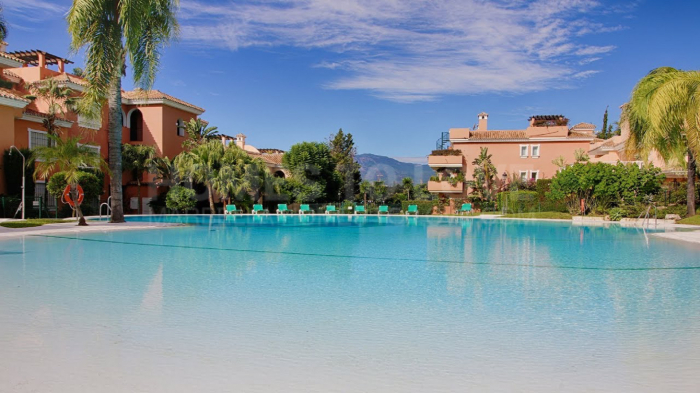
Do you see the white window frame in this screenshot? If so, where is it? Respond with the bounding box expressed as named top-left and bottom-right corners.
top-left (530, 144), bottom-right (540, 158)
top-left (28, 128), bottom-right (49, 149)
top-left (519, 170), bottom-right (528, 181)
top-left (78, 143), bottom-right (101, 155)
top-left (530, 170), bottom-right (539, 181)
top-left (519, 144), bottom-right (529, 158)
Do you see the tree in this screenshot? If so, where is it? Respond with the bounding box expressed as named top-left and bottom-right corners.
top-left (183, 118), bottom-right (220, 150)
top-left (373, 180), bottom-right (387, 203)
top-left (624, 67), bottom-right (700, 216)
top-left (25, 79), bottom-right (76, 135)
top-left (360, 180), bottom-right (372, 205)
top-left (552, 155), bottom-right (567, 171)
top-left (174, 140), bottom-right (224, 213)
top-left (72, 67), bottom-right (84, 78)
top-left (471, 147), bottom-right (497, 201)
top-left (67, 0), bottom-right (179, 223)
top-left (283, 142), bottom-right (339, 201)
top-left (212, 145), bottom-right (251, 204)
top-left (0, 4), bottom-right (7, 42)
top-left (32, 135), bottom-right (108, 226)
top-left (122, 144), bottom-right (158, 214)
top-left (599, 106), bottom-right (609, 140)
top-left (246, 158), bottom-right (280, 204)
top-left (328, 129), bottom-right (361, 200)
top-left (401, 177), bottom-right (414, 200)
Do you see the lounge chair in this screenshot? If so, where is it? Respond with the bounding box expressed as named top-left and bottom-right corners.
top-left (458, 203), bottom-right (472, 215)
top-left (378, 205), bottom-right (389, 215)
top-left (277, 204), bottom-right (290, 214)
top-left (354, 205), bottom-right (366, 214)
top-left (406, 204), bottom-right (418, 215)
top-left (325, 205), bottom-right (337, 214)
top-left (252, 204), bottom-right (268, 214)
top-left (299, 204), bottom-right (312, 214)
top-left (224, 204), bottom-right (241, 214)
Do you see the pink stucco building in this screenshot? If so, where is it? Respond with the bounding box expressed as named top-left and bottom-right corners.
top-left (428, 113), bottom-right (596, 198)
top-left (0, 44), bottom-right (204, 213)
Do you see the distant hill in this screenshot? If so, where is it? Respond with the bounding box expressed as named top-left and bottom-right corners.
top-left (356, 154), bottom-right (432, 185)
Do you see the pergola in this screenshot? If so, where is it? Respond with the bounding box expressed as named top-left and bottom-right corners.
top-left (7, 50), bottom-right (73, 72)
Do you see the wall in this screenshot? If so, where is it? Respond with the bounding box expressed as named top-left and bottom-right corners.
top-left (0, 106), bottom-right (21, 194)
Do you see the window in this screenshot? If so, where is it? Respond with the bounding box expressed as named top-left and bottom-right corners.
top-left (530, 171), bottom-right (539, 181)
top-left (531, 144), bottom-right (540, 158)
top-left (78, 143), bottom-right (101, 155)
top-left (129, 109), bottom-right (143, 142)
top-left (519, 171), bottom-right (528, 181)
top-left (29, 129), bottom-right (52, 149)
top-left (520, 145), bottom-right (528, 158)
top-left (177, 119), bottom-right (185, 137)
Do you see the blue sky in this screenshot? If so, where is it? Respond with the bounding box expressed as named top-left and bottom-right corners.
top-left (3, 0), bottom-right (699, 162)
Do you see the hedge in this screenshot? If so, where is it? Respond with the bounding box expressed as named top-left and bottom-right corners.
top-left (497, 191), bottom-right (538, 213)
top-left (401, 200), bottom-right (435, 215)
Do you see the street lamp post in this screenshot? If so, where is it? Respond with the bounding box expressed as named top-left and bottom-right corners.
top-left (9, 146), bottom-right (26, 220)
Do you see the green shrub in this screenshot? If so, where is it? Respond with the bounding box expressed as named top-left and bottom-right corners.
top-left (47, 171), bottom-right (104, 201)
top-left (608, 207), bottom-right (624, 221)
top-left (660, 204), bottom-right (689, 218)
top-left (497, 191), bottom-right (538, 213)
top-left (401, 200), bottom-right (435, 215)
top-left (166, 186), bottom-right (196, 212)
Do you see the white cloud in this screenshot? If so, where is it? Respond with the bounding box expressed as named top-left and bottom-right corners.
top-left (3, 0), bottom-right (67, 19)
top-left (179, 0), bottom-right (627, 102)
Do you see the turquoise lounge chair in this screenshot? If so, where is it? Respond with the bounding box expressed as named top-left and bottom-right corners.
top-left (354, 205), bottom-right (366, 214)
top-left (277, 204), bottom-right (290, 214)
top-left (224, 204), bottom-right (241, 214)
top-left (378, 205), bottom-right (389, 215)
top-left (325, 205), bottom-right (337, 214)
top-left (406, 204), bottom-right (418, 215)
top-left (299, 204), bottom-right (311, 214)
top-left (252, 204), bottom-right (268, 214)
top-left (458, 203), bottom-right (472, 215)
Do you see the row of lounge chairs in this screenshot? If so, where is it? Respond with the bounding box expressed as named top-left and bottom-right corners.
top-left (223, 204), bottom-right (428, 215)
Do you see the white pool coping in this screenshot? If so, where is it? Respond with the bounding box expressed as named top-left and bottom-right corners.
top-left (1, 214), bottom-right (699, 245)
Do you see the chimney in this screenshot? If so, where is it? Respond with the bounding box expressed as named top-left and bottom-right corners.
top-left (477, 112), bottom-right (488, 131)
top-left (58, 59), bottom-right (65, 73)
top-left (0, 41), bottom-right (6, 53)
top-left (235, 133), bottom-right (246, 149)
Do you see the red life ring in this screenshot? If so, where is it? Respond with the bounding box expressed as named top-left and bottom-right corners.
top-left (63, 185), bottom-right (84, 207)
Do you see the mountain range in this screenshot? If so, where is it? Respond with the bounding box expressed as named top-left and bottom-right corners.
top-left (356, 154), bottom-right (432, 185)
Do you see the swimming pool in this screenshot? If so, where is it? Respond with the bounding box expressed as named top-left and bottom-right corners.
top-left (1, 215), bottom-right (699, 392)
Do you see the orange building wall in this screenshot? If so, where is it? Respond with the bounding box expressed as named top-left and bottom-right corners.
top-left (0, 106), bottom-right (22, 194)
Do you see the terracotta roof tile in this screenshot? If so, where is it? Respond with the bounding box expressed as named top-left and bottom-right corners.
top-left (123, 89), bottom-right (204, 112)
top-left (0, 88), bottom-right (31, 103)
top-left (0, 51), bottom-right (25, 64)
top-left (2, 69), bottom-right (22, 82)
top-left (570, 122), bottom-right (596, 130)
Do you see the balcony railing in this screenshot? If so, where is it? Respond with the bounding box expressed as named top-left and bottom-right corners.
top-left (428, 155), bottom-right (464, 168)
top-left (427, 180), bottom-right (464, 193)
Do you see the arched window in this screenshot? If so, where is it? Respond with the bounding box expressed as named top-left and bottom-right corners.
top-left (274, 171), bottom-right (286, 179)
top-left (177, 119), bottom-right (185, 136)
top-left (129, 109), bottom-right (143, 142)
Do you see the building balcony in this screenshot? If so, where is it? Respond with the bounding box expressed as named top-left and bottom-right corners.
top-left (428, 155), bottom-right (465, 168)
top-left (449, 128), bottom-right (470, 140)
top-left (427, 180), bottom-right (464, 194)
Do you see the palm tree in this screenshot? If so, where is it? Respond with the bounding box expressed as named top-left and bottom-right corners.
top-left (360, 180), bottom-right (373, 205)
top-left (25, 79), bottom-right (76, 135)
top-left (174, 140), bottom-right (224, 212)
top-left (625, 67), bottom-right (700, 216)
top-left (472, 147), bottom-right (497, 201)
top-left (212, 145), bottom-right (251, 204)
top-left (122, 144), bottom-right (158, 214)
top-left (574, 148), bottom-right (590, 163)
top-left (552, 155), bottom-right (567, 171)
top-left (67, 0), bottom-right (179, 223)
top-left (245, 157), bottom-right (279, 204)
top-left (0, 5), bottom-right (8, 42)
top-left (32, 135), bottom-right (109, 226)
top-left (183, 118), bottom-right (220, 150)
top-left (401, 177), bottom-right (414, 200)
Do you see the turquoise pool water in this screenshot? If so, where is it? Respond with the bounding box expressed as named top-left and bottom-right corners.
top-left (1, 215), bottom-right (699, 392)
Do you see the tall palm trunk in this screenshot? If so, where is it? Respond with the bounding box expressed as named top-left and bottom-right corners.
top-left (688, 149), bottom-right (696, 217)
top-left (108, 76), bottom-right (125, 223)
top-left (136, 174), bottom-right (142, 215)
top-left (206, 183), bottom-right (215, 213)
